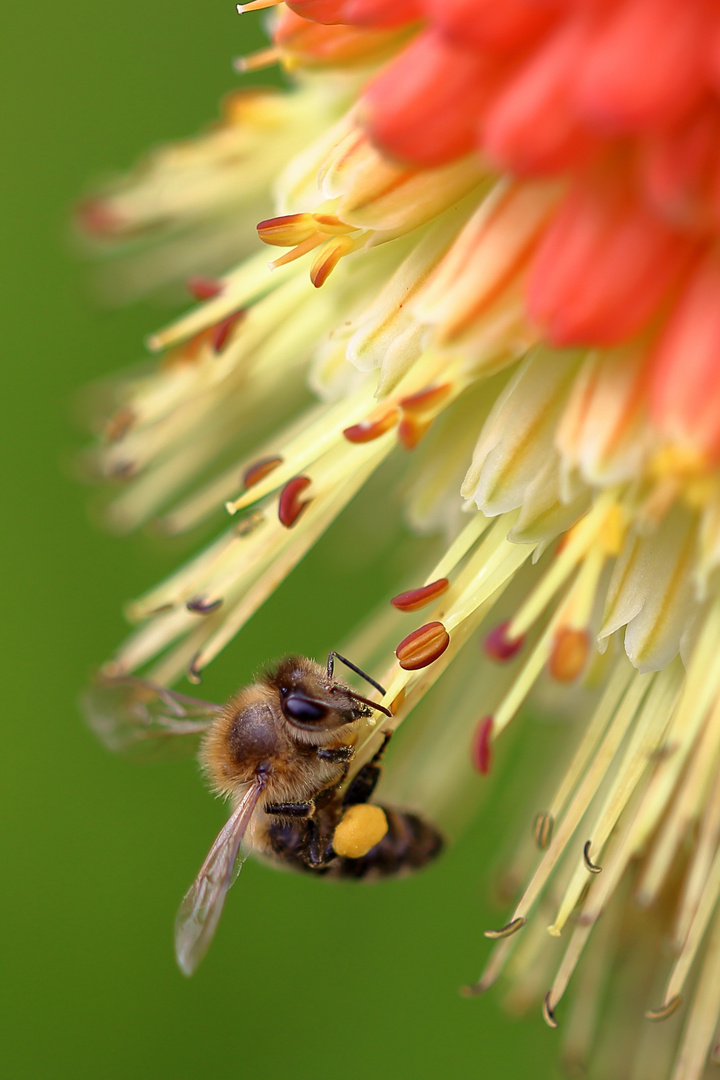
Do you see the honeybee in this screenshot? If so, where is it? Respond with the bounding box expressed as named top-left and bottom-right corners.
top-left (84, 652), bottom-right (444, 975)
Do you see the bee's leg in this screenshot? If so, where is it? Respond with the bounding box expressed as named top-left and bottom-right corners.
top-left (265, 801), bottom-right (313, 818)
top-left (342, 733), bottom-right (392, 807)
top-left (316, 745), bottom-right (354, 763)
top-left (305, 807), bottom-right (341, 868)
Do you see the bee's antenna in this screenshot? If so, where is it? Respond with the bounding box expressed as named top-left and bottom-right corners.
top-left (345, 691), bottom-right (393, 719)
top-left (327, 651), bottom-right (387, 697)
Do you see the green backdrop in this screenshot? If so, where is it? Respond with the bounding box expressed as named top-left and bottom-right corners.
top-left (2, 3), bottom-right (557, 1077)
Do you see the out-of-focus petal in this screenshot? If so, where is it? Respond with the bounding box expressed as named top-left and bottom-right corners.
top-left (288, 0), bottom-right (423, 28)
top-left (577, 0), bottom-right (710, 134)
top-left (638, 106), bottom-right (720, 231)
top-left (481, 17), bottom-right (600, 175)
top-left (364, 31), bottom-right (506, 167)
top-left (425, 0), bottom-right (560, 51)
top-left (527, 179), bottom-right (695, 345)
top-left (650, 252), bottom-right (720, 462)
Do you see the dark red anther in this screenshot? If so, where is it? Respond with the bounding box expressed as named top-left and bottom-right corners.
top-left (212, 310), bottom-right (245, 352)
top-left (395, 621), bottom-right (450, 670)
top-left (186, 276), bottom-right (224, 301)
top-left (104, 407), bottom-right (136, 443)
top-left (76, 197), bottom-right (125, 237)
top-left (398, 415), bottom-right (432, 450)
top-left (243, 455), bottom-right (284, 490)
top-left (187, 653), bottom-right (203, 685)
top-left (391, 578), bottom-right (449, 612)
top-left (343, 406), bottom-right (399, 443)
top-left (278, 475), bottom-right (312, 527)
top-left (472, 715), bottom-right (494, 775)
top-left (398, 383), bottom-right (451, 414)
top-left (186, 596), bottom-right (224, 615)
top-left (484, 620), bottom-right (525, 662)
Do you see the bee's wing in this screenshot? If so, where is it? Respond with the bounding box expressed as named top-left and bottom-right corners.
top-left (81, 674), bottom-right (223, 761)
top-left (175, 780), bottom-right (265, 976)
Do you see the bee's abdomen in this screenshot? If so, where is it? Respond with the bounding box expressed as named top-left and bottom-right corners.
top-left (263, 806), bottom-right (443, 878)
top-left (330, 807), bottom-right (443, 879)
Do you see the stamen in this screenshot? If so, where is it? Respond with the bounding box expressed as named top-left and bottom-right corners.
top-left (542, 992), bottom-right (559, 1029)
top-left (661, 842), bottom-right (720, 1007)
top-left (310, 235), bottom-right (356, 288)
top-left (186, 596), bottom-right (224, 615)
top-left (243, 455), bottom-right (284, 490)
top-left (645, 997), bottom-right (682, 1022)
top-left (187, 653), bottom-right (203, 685)
top-left (395, 621), bottom-right (450, 670)
top-left (549, 667), bottom-right (680, 937)
top-left (235, 512), bottom-right (265, 537)
top-left (104, 407), bottom-right (136, 443)
top-left (634, 603), bottom-right (720, 906)
top-left (76, 196), bottom-right (124, 237)
top-left (311, 212), bottom-right (355, 235)
top-left (504, 671), bottom-right (651, 927)
top-left (212, 311), bottom-right (244, 353)
top-left (583, 841), bottom-right (602, 874)
top-left (672, 767), bottom-right (720, 948)
top-left (669, 907), bottom-right (720, 1077)
top-left (534, 812), bottom-right (554, 850)
top-left (184, 440), bottom-right (393, 676)
top-left (389, 688), bottom-right (405, 715)
top-left (472, 715), bottom-right (494, 775)
top-left (507, 492), bottom-right (616, 640)
top-left (278, 475), bottom-right (313, 528)
top-left (548, 662), bottom-right (633, 823)
top-left (484, 620), bottom-right (524, 661)
top-left (236, 0), bottom-right (279, 12)
top-left (257, 213), bottom-right (317, 247)
top-left (558, 891), bottom-right (626, 1068)
top-left (549, 627), bottom-right (590, 682)
top-left (268, 233), bottom-right (326, 270)
top-left (398, 383), bottom-right (452, 414)
top-left (467, 933), bottom-right (520, 999)
top-left (233, 45), bottom-right (282, 74)
top-left (343, 406), bottom-right (399, 443)
top-left (186, 276), bottom-right (223, 301)
top-left (484, 917), bottom-right (526, 940)
top-left (547, 921), bottom-right (593, 1019)
top-left (397, 415), bottom-right (433, 449)
top-left (391, 578), bottom-right (449, 612)
top-left (432, 513), bottom-right (492, 580)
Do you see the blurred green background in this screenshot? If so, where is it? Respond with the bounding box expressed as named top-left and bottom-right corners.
top-left (2, 3), bottom-right (557, 1077)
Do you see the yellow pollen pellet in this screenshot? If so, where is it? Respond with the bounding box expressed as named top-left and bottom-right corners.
top-left (333, 804), bottom-right (388, 858)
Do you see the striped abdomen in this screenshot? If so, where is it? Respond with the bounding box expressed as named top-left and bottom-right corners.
top-left (264, 806), bottom-right (444, 879)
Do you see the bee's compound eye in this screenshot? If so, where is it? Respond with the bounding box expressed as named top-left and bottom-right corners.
top-left (282, 694), bottom-right (328, 724)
